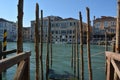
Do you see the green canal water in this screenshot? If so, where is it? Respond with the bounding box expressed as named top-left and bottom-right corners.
top-left (2, 42), bottom-right (110, 80)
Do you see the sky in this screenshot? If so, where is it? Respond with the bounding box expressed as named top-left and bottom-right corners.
top-left (0, 0), bottom-right (117, 27)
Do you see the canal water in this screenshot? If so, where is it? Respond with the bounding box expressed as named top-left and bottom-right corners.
top-left (2, 42), bottom-right (109, 80)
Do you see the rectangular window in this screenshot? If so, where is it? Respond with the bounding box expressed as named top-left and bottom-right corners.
top-left (61, 30), bottom-right (66, 34)
top-left (70, 22), bottom-right (72, 26)
top-left (95, 22), bottom-right (100, 28)
top-left (104, 21), bottom-right (108, 27)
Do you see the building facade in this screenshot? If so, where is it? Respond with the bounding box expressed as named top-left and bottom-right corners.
top-left (0, 18), bottom-right (17, 42)
top-left (93, 16), bottom-right (116, 42)
top-left (23, 27), bottom-right (31, 42)
top-left (31, 16), bottom-right (91, 43)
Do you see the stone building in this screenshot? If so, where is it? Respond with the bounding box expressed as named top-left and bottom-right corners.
top-left (31, 16), bottom-right (91, 43)
top-left (0, 18), bottom-right (17, 41)
top-left (23, 27), bottom-right (31, 42)
top-left (93, 16), bottom-right (116, 42)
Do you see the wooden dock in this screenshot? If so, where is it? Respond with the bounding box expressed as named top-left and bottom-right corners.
top-left (105, 0), bottom-right (120, 80)
top-left (0, 51), bottom-right (31, 80)
top-left (106, 51), bottom-right (120, 80)
top-left (0, 41), bottom-right (31, 80)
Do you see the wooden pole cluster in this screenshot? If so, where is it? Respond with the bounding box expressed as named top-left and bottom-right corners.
top-left (17, 0), bottom-right (23, 54)
top-left (40, 10), bottom-right (44, 80)
top-left (79, 12), bottom-right (84, 80)
top-left (86, 7), bottom-right (92, 80)
top-left (35, 3), bottom-right (40, 80)
top-left (46, 17), bottom-right (51, 80)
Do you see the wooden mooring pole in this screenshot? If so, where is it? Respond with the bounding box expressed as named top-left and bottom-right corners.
top-left (71, 32), bottom-right (74, 68)
top-left (74, 27), bottom-right (76, 78)
top-left (105, 29), bottom-right (108, 51)
top-left (40, 10), bottom-right (44, 80)
top-left (79, 12), bottom-right (84, 80)
top-left (50, 30), bottom-right (53, 68)
top-left (46, 17), bottom-right (51, 80)
top-left (86, 7), bottom-right (92, 80)
top-left (3, 29), bottom-right (7, 72)
top-left (17, 0), bottom-right (23, 54)
top-left (116, 0), bottom-right (120, 54)
top-left (114, 0), bottom-right (120, 80)
top-left (112, 38), bottom-right (115, 52)
top-left (17, 0), bottom-right (30, 80)
top-left (35, 3), bottom-right (40, 80)
top-left (75, 24), bottom-right (79, 79)
top-left (3, 29), bottom-right (7, 59)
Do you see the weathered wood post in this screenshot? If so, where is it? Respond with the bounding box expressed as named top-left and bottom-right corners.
top-left (17, 0), bottom-right (23, 54)
top-left (35, 3), bottom-right (40, 80)
top-left (3, 29), bottom-right (7, 72)
top-left (86, 7), bottom-right (92, 80)
top-left (79, 12), bottom-right (84, 80)
top-left (105, 29), bottom-right (108, 51)
top-left (105, 28), bottom-right (108, 79)
top-left (75, 24), bottom-right (79, 79)
top-left (17, 0), bottom-right (30, 80)
top-left (40, 10), bottom-right (43, 80)
top-left (46, 17), bottom-right (51, 80)
top-left (50, 30), bottom-right (53, 68)
top-left (0, 42), bottom-right (2, 80)
top-left (71, 31), bottom-right (74, 68)
top-left (74, 27), bottom-right (76, 77)
top-left (114, 0), bottom-right (120, 80)
top-left (21, 55), bottom-right (30, 80)
top-left (112, 38), bottom-right (115, 52)
top-left (116, 0), bottom-right (120, 54)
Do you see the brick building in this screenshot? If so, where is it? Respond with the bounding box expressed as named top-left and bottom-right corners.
top-left (92, 16), bottom-right (116, 43)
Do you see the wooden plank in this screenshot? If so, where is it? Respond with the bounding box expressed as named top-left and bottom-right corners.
top-left (0, 52), bottom-right (31, 73)
top-left (1, 49), bottom-right (17, 56)
top-left (106, 57), bottom-right (110, 80)
top-left (106, 57), bottom-right (114, 80)
top-left (21, 57), bottom-right (30, 80)
top-left (111, 59), bottom-right (120, 78)
top-left (106, 51), bottom-right (120, 61)
top-left (14, 60), bottom-right (26, 80)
